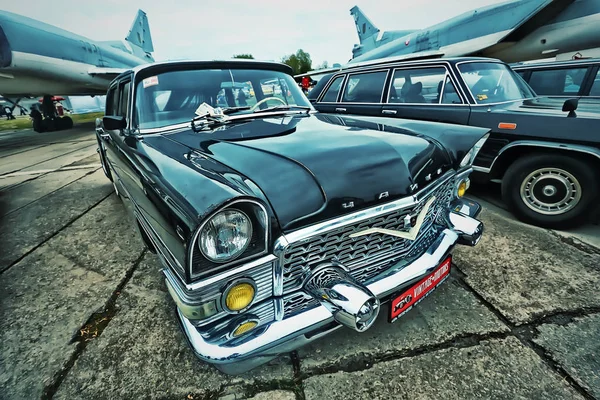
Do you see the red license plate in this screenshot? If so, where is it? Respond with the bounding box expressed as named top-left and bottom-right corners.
top-left (389, 255), bottom-right (452, 323)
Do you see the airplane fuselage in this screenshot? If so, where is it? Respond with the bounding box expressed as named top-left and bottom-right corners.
top-left (0, 11), bottom-right (153, 96)
top-left (349, 0), bottom-right (600, 64)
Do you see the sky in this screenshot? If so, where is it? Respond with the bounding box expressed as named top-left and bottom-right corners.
top-left (3, 0), bottom-right (507, 67)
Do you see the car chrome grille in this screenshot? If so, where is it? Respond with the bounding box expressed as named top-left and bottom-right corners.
top-left (280, 178), bottom-right (454, 308)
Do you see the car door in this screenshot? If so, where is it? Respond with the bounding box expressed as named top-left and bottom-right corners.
top-left (336, 69), bottom-right (389, 116)
top-left (380, 65), bottom-right (470, 125)
top-left (101, 76), bottom-right (189, 271)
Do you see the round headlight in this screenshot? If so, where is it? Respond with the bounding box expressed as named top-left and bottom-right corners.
top-left (199, 210), bottom-right (252, 263)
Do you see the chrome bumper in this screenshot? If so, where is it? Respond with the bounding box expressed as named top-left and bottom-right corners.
top-left (176, 202), bottom-right (483, 375)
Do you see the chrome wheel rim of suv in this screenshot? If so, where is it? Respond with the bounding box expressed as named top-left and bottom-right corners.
top-left (519, 167), bottom-right (582, 215)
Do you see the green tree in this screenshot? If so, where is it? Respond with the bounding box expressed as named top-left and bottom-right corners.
top-left (233, 54), bottom-right (254, 59)
top-left (282, 49), bottom-right (312, 75)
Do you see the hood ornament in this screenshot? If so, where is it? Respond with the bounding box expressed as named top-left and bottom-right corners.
top-left (349, 196), bottom-right (436, 241)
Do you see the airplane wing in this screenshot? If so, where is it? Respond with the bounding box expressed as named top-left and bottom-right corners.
top-left (465, 0), bottom-right (576, 57)
top-left (87, 67), bottom-right (128, 79)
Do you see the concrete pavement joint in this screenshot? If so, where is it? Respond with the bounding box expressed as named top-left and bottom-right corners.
top-left (0, 167), bottom-right (102, 220)
top-left (0, 141), bottom-right (97, 177)
top-left (453, 264), bottom-right (598, 400)
top-left (0, 189), bottom-right (113, 274)
top-left (41, 248), bottom-right (148, 400)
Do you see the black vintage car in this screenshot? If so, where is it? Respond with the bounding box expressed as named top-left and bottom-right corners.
top-left (309, 57), bottom-right (600, 229)
top-left (95, 60), bottom-right (488, 374)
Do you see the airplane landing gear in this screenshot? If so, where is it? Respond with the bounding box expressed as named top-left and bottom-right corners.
top-left (32, 94), bottom-right (73, 133)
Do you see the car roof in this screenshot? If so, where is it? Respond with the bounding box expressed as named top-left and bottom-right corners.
top-left (116, 59), bottom-right (294, 80)
top-left (333, 56), bottom-right (504, 73)
top-left (511, 58), bottom-right (600, 69)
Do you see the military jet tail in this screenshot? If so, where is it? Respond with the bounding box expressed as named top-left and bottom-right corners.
top-left (125, 9), bottom-right (154, 53)
top-left (350, 6), bottom-right (380, 44)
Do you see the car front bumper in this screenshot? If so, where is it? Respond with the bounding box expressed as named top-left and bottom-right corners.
top-left (175, 199), bottom-right (483, 375)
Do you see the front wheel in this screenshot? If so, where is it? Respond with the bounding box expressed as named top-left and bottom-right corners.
top-left (501, 154), bottom-right (599, 229)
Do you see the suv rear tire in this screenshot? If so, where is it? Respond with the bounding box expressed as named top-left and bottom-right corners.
top-left (501, 154), bottom-right (598, 229)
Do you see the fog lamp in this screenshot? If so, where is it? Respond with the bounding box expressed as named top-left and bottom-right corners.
top-left (233, 320), bottom-right (258, 337)
top-left (224, 281), bottom-right (255, 311)
top-left (457, 180), bottom-right (468, 197)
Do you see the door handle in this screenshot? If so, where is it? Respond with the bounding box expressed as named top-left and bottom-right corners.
top-left (382, 109), bottom-right (397, 115)
top-left (99, 133), bottom-right (111, 140)
top-left (335, 108), bottom-right (346, 112)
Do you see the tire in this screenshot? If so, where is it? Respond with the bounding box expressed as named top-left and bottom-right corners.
top-left (60, 116), bottom-right (73, 130)
top-left (501, 154), bottom-right (599, 229)
top-left (96, 136), bottom-right (113, 182)
top-left (31, 110), bottom-right (44, 132)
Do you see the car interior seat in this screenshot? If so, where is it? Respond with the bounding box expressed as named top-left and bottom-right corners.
top-left (405, 81), bottom-right (425, 103)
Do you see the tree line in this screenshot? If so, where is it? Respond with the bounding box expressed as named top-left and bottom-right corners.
top-left (233, 50), bottom-right (328, 75)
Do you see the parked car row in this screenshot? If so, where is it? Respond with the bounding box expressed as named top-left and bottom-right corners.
top-left (308, 57), bottom-right (600, 229)
top-left (94, 56), bottom-right (597, 375)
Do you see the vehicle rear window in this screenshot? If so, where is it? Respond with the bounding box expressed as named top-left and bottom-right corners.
top-left (341, 71), bottom-right (387, 103)
top-left (528, 67), bottom-right (587, 96)
top-left (321, 76), bottom-right (344, 102)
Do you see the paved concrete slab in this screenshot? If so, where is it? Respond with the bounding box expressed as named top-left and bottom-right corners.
top-left (0, 141), bottom-right (92, 176)
top-left (534, 314), bottom-right (600, 398)
top-left (303, 337), bottom-right (582, 400)
top-left (15, 143), bottom-right (97, 175)
top-left (46, 193), bottom-right (145, 282)
top-left (453, 205), bottom-right (600, 324)
top-left (54, 254), bottom-right (295, 400)
top-left (297, 277), bottom-right (508, 373)
top-left (0, 168), bottom-right (113, 271)
top-left (0, 168), bottom-right (96, 218)
top-left (0, 244), bottom-right (138, 400)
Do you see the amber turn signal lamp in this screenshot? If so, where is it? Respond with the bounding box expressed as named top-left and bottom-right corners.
top-left (457, 181), bottom-right (468, 197)
top-left (225, 282), bottom-right (255, 311)
top-left (233, 320), bottom-right (258, 337)
top-left (498, 122), bottom-right (517, 130)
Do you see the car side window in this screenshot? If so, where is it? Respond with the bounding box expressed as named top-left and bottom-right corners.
top-left (341, 71), bottom-right (387, 103)
top-left (119, 80), bottom-right (131, 117)
top-left (388, 67), bottom-right (450, 104)
top-left (590, 69), bottom-right (600, 96)
top-left (106, 86), bottom-right (119, 116)
top-left (440, 76), bottom-right (462, 104)
top-left (528, 68), bottom-right (587, 96)
top-left (321, 76), bottom-right (345, 102)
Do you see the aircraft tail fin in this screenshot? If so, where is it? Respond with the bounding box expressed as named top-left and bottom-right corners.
top-left (125, 9), bottom-right (154, 53)
top-left (350, 6), bottom-right (380, 44)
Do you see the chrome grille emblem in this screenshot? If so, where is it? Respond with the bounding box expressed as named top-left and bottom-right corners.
top-left (349, 196), bottom-right (436, 241)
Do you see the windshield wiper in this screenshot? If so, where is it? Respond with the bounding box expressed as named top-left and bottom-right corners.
top-left (221, 106), bottom-right (251, 115)
top-left (253, 105), bottom-right (311, 113)
top-left (190, 113), bottom-right (229, 132)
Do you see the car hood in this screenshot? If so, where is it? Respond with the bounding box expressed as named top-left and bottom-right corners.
top-left (500, 97), bottom-right (600, 118)
top-left (165, 113), bottom-right (487, 231)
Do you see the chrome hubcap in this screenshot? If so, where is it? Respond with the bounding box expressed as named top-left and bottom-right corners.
top-left (520, 168), bottom-right (581, 215)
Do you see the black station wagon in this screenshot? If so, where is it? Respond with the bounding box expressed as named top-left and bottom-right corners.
top-left (95, 59), bottom-right (488, 374)
top-left (512, 58), bottom-right (600, 99)
top-left (310, 57), bottom-right (600, 229)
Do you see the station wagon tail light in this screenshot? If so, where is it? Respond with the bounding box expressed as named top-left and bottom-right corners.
top-left (224, 280), bottom-right (256, 312)
top-left (199, 210), bottom-right (252, 263)
top-left (459, 133), bottom-right (490, 168)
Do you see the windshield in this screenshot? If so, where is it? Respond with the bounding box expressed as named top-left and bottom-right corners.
top-left (457, 62), bottom-right (535, 104)
top-left (134, 68), bottom-right (311, 130)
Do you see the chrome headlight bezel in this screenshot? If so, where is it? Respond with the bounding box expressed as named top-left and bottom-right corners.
top-left (459, 133), bottom-right (490, 169)
top-left (189, 200), bottom-right (269, 280)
